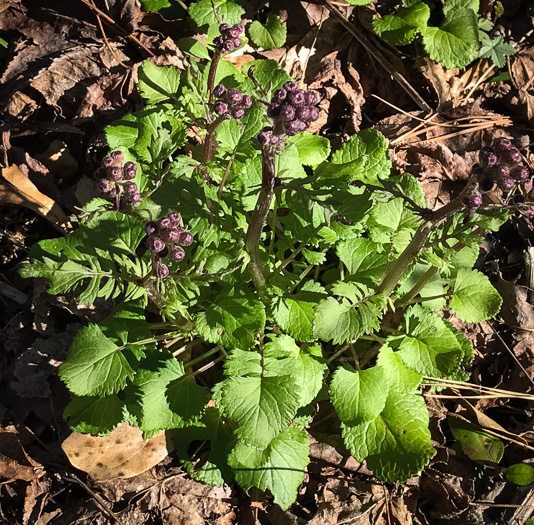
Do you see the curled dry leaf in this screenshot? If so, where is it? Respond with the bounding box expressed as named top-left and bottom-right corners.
top-left (61, 422), bottom-right (169, 482)
top-left (0, 165), bottom-right (71, 229)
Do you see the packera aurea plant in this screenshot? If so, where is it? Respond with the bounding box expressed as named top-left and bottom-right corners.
top-left (20, 18), bottom-right (528, 509)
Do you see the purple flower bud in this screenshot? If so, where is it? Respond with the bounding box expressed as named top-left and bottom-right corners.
top-left (242, 95), bottom-right (252, 108)
top-left (273, 89), bottom-right (287, 104)
top-left (307, 107), bottom-right (320, 122)
top-left (257, 129), bottom-right (272, 145)
top-left (214, 84), bottom-right (226, 98)
top-left (110, 151), bottom-right (124, 164)
top-left (179, 230), bottom-right (193, 246)
top-left (98, 179), bottom-right (114, 193)
top-left (226, 89), bottom-right (243, 106)
top-left (145, 221), bottom-right (158, 235)
top-left (223, 40), bottom-right (236, 53)
top-left (267, 103), bottom-right (281, 117)
top-left (494, 138), bottom-right (513, 153)
top-left (108, 166), bottom-right (123, 181)
top-left (500, 147), bottom-right (522, 166)
top-left (123, 161), bottom-right (137, 177)
top-left (233, 37), bottom-right (242, 48)
top-left (285, 120), bottom-right (301, 135)
top-left (102, 156), bottom-right (114, 168)
top-left (521, 179), bottom-right (533, 192)
top-left (270, 135), bottom-right (284, 145)
top-left (161, 228), bottom-right (181, 243)
top-left (489, 163), bottom-right (510, 179)
top-left (168, 212), bottom-right (181, 226)
top-left (525, 207), bottom-right (534, 219)
top-left (158, 217), bottom-right (173, 230)
top-left (227, 24), bottom-right (243, 38)
top-left (295, 106), bottom-right (311, 121)
top-left (280, 104), bottom-right (295, 121)
top-left (125, 182), bottom-right (138, 195)
top-left (155, 261), bottom-right (169, 278)
top-left (283, 81), bottom-right (298, 91)
top-left (498, 176), bottom-right (515, 191)
top-left (108, 185), bottom-right (118, 198)
top-left (148, 236), bottom-right (165, 253)
top-left (214, 101), bottom-right (228, 116)
top-left (465, 192), bottom-right (482, 209)
top-left (479, 176), bottom-right (494, 192)
top-left (479, 146), bottom-right (498, 167)
top-left (231, 107), bottom-right (245, 119)
top-left (511, 165), bottom-right (530, 180)
top-left (129, 193), bottom-right (141, 205)
top-left (303, 91), bottom-right (318, 105)
top-left (172, 247), bottom-right (185, 262)
top-left (219, 23), bottom-right (230, 32)
top-left (287, 90), bottom-right (305, 107)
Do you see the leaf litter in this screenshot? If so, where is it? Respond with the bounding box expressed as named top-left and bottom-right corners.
top-left (0, 0), bottom-right (533, 523)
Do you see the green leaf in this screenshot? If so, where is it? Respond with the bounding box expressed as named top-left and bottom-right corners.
top-left (217, 349), bottom-right (303, 448)
top-left (442, 0), bottom-right (479, 17)
top-left (329, 129), bottom-right (392, 184)
top-left (105, 114), bottom-right (139, 151)
top-left (479, 35), bottom-right (515, 68)
top-left (137, 61), bottom-right (181, 104)
top-left (373, 2), bottom-right (431, 46)
top-left (272, 281), bottom-right (327, 342)
top-left (331, 364), bottom-right (389, 425)
top-left (421, 9), bottom-right (480, 69)
top-left (64, 395), bottom-right (126, 435)
top-left (248, 13), bottom-right (287, 50)
top-left (59, 324), bottom-right (135, 397)
top-left (398, 305), bottom-right (463, 377)
top-left (140, 0), bottom-right (170, 11)
top-left (228, 426), bottom-right (309, 510)
top-left (195, 290), bottom-right (266, 350)
top-left (449, 268), bottom-right (502, 322)
top-left (314, 285), bottom-right (386, 345)
top-left (131, 352), bottom-right (207, 434)
top-left (342, 390), bottom-right (435, 482)
top-left (336, 238), bottom-right (389, 284)
top-left (241, 59), bottom-right (292, 95)
top-left (178, 37), bottom-right (210, 59)
top-left (505, 463), bottom-right (534, 486)
top-left (188, 0), bottom-right (243, 30)
top-left (448, 417), bottom-right (504, 464)
top-left (290, 132), bottom-right (331, 166)
top-left (376, 345), bottom-right (422, 393)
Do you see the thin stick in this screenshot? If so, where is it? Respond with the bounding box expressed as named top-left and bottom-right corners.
top-left (78, 0), bottom-right (155, 57)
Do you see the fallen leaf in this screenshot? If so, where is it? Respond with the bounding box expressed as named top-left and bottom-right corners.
top-left (0, 451), bottom-right (40, 481)
top-left (61, 422), bottom-right (170, 482)
top-left (35, 140), bottom-right (79, 180)
top-left (0, 165), bottom-right (70, 228)
top-left (510, 46), bottom-right (534, 121)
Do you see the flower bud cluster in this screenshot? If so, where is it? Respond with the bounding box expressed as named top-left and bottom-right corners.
top-left (468, 138), bottom-right (533, 216)
top-left (95, 151), bottom-right (140, 205)
top-left (213, 85), bottom-right (252, 120)
top-left (214, 23), bottom-right (243, 53)
top-left (145, 212), bottom-right (193, 278)
top-left (258, 81), bottom-right (320, 145)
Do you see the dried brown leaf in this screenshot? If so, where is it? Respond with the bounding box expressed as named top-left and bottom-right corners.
top-left (0, 451), bottom-right (39, 482)
top-left (61, 422), bottom-right (169, 482)
top-left (510, 46), bottom-right (534, 121)
top-left (0, 165), bottom-right (70, 228)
